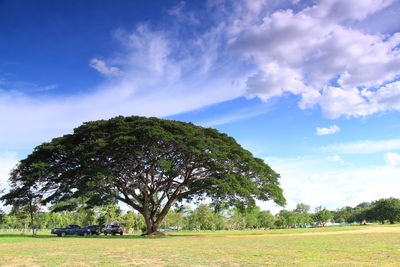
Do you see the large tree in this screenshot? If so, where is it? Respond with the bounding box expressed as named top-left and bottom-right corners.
top-left (1, 116), bottom-right (285, 235)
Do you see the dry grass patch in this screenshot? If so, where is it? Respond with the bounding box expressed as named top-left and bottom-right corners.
top-left (1, 225), bottom-right (400, 266)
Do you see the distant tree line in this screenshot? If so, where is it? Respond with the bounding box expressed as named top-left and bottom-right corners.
top-left (1, 198), bottom-right (399, 232)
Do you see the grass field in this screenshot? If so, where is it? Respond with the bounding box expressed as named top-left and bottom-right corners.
top-left (1, 224), bottom-right (400, 266)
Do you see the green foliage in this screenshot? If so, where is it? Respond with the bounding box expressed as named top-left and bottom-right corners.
top-left (1, 116), bottom-right (285, 234)
top-left (276, 210), bottom-right (312, 228)
top-left (0, 209), bottom-right (5, 226)
top-left (228, 207), bottom-right (275, 229)
top-left (7, 195), bottom-right (42, 235)
top-left (333, 206), bottom-right (353, 223)
top-left (97, 205), bottom-right (122, 226)
top-left (2, 198), bottom-right (400, 231)
top-left (369, 198), bottom-right (400, 224)
top-left (188, 204), bottom-right (218, 230)
top-left (257, 210), bottom-right (275, 228)
top-left (313, 208), bottom-right (332, 225)
top-left (294, 203), bottom-right (310, 214)
top-left (160, 210), bottom-right (185, 229)
top-left (122, 211), bottom-right (144, 232)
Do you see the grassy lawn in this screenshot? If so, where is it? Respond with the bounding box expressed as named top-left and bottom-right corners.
top-left (1, 225), bottom-right (399, 266)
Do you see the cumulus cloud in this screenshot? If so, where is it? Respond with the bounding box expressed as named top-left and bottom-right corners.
top-left (229, 0), bottom-right (400, 118)
top-left (384, 152), bottom-right (400, 167)
top-left (316, 125), bottom-right (340, 135)
top-left (90, 58), bottom-right (121, 76)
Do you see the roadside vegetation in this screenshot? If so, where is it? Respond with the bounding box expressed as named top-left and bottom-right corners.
top-left (1, 198), bottom-right (400, 234)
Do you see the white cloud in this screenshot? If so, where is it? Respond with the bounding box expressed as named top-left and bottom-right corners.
top-left (1, 0), bottom-right (399, 155)
top-left (384, 152), bottom-right (400, 167)
top-left (264, 156), bottom-right (400, 212)
top-left (90, 58), bottom-right (121, 76)
top-left (0, 23), bottom-right (247, 150)
top-left (316, 125), bottom-right (340, 136)
top-left (244, 0), bottom-right (267, 14)
top-left (229, 0), bottom-right (400, 118)
top-left (366, 81), bottom-right (400, 112)
top-left (198, 102), bottom-right (273, 127)
top-left (39, 84), bottom-right (58, 91)
top-left (308, 0), bottom-right (394, 22)
top-left (327, 155), bottom-right (342, 162)
top-left (321, 138), bottom-right (400, 154)
top-left (0, 152), bottom-right (18, 191)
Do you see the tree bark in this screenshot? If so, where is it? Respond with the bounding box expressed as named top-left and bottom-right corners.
top-left (29, 199), bottom-right (36, 236)
top-left (143, 214), bottom-right (160, 235)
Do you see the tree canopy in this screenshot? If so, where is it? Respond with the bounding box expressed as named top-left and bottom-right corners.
top-left (1, 116), bottom-right (285, 234)
top-left (369, 198), bottom-right (400, 224)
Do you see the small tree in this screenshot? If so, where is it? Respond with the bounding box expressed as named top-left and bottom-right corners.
top-left (160, 209), bottom-right (184, 229)
top-left (333, 206), bottom-right (353, 223)
top-left (0, 208), bottom-right (5, 227)
top-left (123, 211), bottom-right (141, 232)
top-left (189, 204), bottom-right (216, 230)
top-left (370, 198), bottom-right (400, 224)
top-left (98, 205), bottom-right (123, 226)
top-left (4, 188), bottom-right (41, 235)
top-left (228, 209), bottom-right (247, 230)
top-left (257, 210), bottom-right (275, 229)
top-left (314, 208), bottom-right (332, 226)
top-left (294, 203), bottom-right (310, 214)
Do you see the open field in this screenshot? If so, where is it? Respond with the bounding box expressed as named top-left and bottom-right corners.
top-left (1, 225), bottom-right (400, 266)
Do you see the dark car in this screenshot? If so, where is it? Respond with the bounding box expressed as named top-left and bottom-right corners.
top-left (102, 225), bottom-right (124, 235)
top-left (51, 225), bottom-right (91, 237)
top-left (81, 225), bottom-right (101, 235)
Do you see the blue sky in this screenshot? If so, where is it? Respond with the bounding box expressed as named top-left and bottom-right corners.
top-left (1, 0), bottom-right (400, 213)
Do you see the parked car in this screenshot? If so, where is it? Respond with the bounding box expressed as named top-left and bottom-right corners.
top-left (81, 225), bottom-right (101, 235)
top-left (102, 225), bottom-right (124, 235)
top-left (51, 225), bottom-right (91, 237)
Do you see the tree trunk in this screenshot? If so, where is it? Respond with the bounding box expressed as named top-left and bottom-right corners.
top-left (24, 219), bottom-right (28, 233)
top-left (29, 200), bottom-right (36, 236)
top-left (140, 192), bottom-right (180, 235)
top-left (143, 216), bottom-right (159, 235)
top-left (142, 209), bottom-right (159, 235)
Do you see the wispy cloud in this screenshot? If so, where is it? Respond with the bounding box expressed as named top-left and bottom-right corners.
top-left (198, 102), bottom-right (273, 127)
top-left (37, 84), bottom-right (58, 92)
top-left (320, 138), bottom-right (400, 154)
top-left (316, 125), bottom-right (341, 136)
top-left (327, 155), bottom-right (343, 162)
top-left (0, 21), bottom-right (247, 150)
top-left (0, 78), bottom-right (58, 92)
top-left (90, 58), bottom-right (121, 76)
